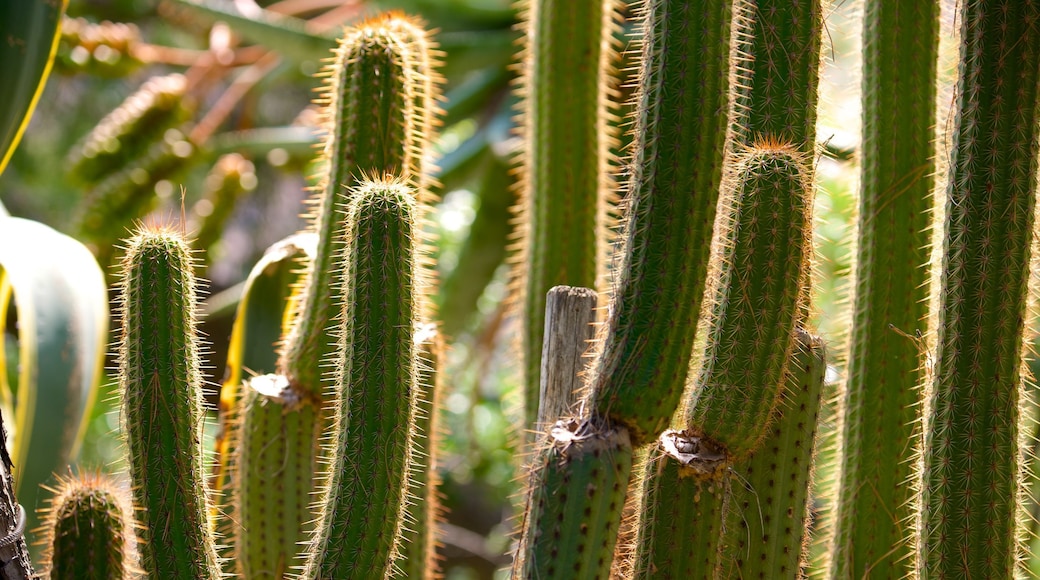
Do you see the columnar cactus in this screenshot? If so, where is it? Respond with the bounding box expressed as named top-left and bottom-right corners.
top-left (917, 1), bottom-right (1040, 577)
top-left (830, 1), bottom-right (939, 576)
top-left (630, 141), bottom-right (814, 578)
top-left (302, 178), bottom-right (424, 579)
top-left (117, 227), bottom-right (220, 580)
top-left (40, 472), bottom-right (134, 580)
top-left (518, 0), bottom-right (617, 431)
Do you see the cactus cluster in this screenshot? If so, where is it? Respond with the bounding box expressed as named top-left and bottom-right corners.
top-left (2, 0), bottom-right (1040, 578)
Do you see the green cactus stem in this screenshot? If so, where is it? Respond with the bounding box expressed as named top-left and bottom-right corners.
top-left (279, 14), bottom-right (425, 402)
top-left (514, 418), bottom-right (633, 579)
top-left (40, 472), bottom-right (134, 580)
top-left (398, 323), bottom-right (445, 578)
top-left (630, 439), bottom-right (730, 579)
top-left (730, 0), bottom-right (821, 151)
top-left (629, 142), bottom-right (813, 579)
top-left (303, 179), bottom-right (423, 580)
top-left (210, 233), bottom-right (314, 509)
top-left (829, 1), bottom-right (939, 576)
top-left (518, 0), bottom-right (618, 433)
top-left (720, 330), bottom-right (826, 579)
top-left (590, 0), bottom-right (736, 445)
top-left (681, 141), bottom-right (813, 463)
top-left (234, 373), bottom-right (322, 578)
top-left (918, 1), bottom-right (1040, 577)
top-left (118, 227), bottom-right (220, 580)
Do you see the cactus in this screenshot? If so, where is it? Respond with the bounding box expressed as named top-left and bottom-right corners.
top-left (302, 178), bottom-right (424, 579)
top-left (629, 141), bottom-right (814, 578)
top-left (16, 0), bottom-right (1040, 578)
top-left (917, 1), bottom-right (1040, 577)
top-left (680, 142), bottom-right (813, 463)
top-left (590, 0), bottom-right (735, 445)
top-left (117, 227), bottom-right (220, 580)
top-left (39, 472), bottom-right (134, 580)
top-left (280, 13), bottom-right (428, 404)
top-left (829, 1), bottom-right (939, 577)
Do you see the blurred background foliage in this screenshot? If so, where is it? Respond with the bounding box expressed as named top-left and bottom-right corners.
top-left (0, 0), bottom-right (916, 577)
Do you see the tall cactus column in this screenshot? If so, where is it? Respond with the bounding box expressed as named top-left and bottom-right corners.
top-left (918, 1), bottom-right (1040, 577)
top-left (513, 0), bottom-right (736, 577)
top-left (830, 1), bottom-right (939, 577)
top-left (301, 179), bottom-right (424, 579)
top-left (118, 228), bottom-right (220, 580)
top-left (229, 15), bottom-right (435, 576)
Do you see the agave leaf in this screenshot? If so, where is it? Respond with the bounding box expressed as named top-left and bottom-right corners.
top-left (0, 217), bottom-right (107, 503)
top-left (0, 0), bottom-right (66, 176)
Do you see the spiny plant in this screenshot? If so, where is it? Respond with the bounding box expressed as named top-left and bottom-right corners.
top-left (38, 471), bottom-right (136, 580)
top-left (828, 1), bottom-right (939, 577)
top-left (515, 0), bottom-right (619, 434)
top-left (917, 1), bottom-right (1040, 577)
top-left (7, 0), bottom-right (1040, 578)
top-left (629, 140), bottom-right (815, 578)
top-left (117, 226), bottom-right (221, 580)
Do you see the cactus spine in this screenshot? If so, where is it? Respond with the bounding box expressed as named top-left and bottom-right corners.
top-left (829, 1), bottom-right (939, 576)
top-left (118, 227), bottom-right (220, 580)
top-left (303, 179), bottom-right (423, 579)
top-left (917, 1), bottom-right (1040, 577)
top-left (518, 0), bottom-right (617, 431)
top-left (40, 472), bottom-right (134, 580)
top-left (590, 0), bottom-right (735, 444)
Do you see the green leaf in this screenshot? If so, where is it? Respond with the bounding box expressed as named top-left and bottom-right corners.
top-left (0, 217), bottom-right (108, 503)
top-left (0, 0), bottom-right (67, 176)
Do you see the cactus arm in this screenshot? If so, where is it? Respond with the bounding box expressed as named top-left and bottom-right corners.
top-left (518, 0), bottom-right (618, 431)
top-left (829, 1), bottom-right (939, 576)
top-left (41, 473), bottom-right (134, 580)
top-left (304, 180), bottom-right (422, 579)
top-left (630, 143), bottom-right (813, 579)
top-left (721, 330), bottom-right (826, 579)
top-left (918, 1), bottom-right (1040, 577)
top-left (630, 444), bottom-right (729, 579)
top-left (280, 16), bottom-right (420, 399)
top-left (682, 143), bottom-right (814, 462)
top-left (118, 228), bottom-right (220, 580)
top-left (591, 0), bottom-right (735, 444)
top-left (0, 0), bottom-right (66, 177)
top-left (236, 374), bottom-right (322, 578)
